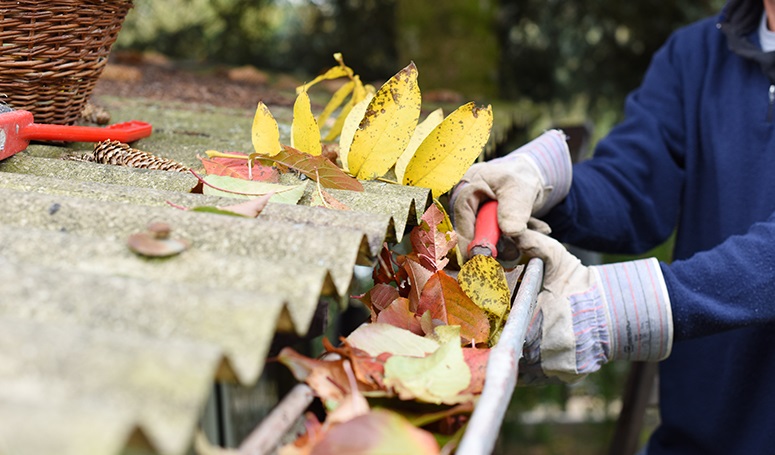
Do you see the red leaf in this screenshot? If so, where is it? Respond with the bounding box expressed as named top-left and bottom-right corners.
top-left (372, 244), bottom-right (396, 285)
top-left (409, 204), bottom-right (455, 272)
top-left (398, 254), bottom-right (433, 312)
top-left (367, 283), bottom-right (400, 313)
top-left (199, 154), bottom-right (279, 182)
top-left (310, 410), bottom-right (440, 455)
top-left (376, 297), bottom-right (424, 336)
top-left (252, 145), bottom-right (364, 191)
top-left (461, 348), bottom-right (490, 395)
top-left (416, 272), bottom-right (490, 345)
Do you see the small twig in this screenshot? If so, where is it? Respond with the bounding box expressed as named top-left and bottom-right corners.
top-left (238, 384), bottom-right (315, 455)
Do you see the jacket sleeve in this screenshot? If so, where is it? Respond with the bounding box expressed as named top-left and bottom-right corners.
top-left (662, 210), bottom-right (775, 341)
top-left (544, 32), bottom-right (688, 255)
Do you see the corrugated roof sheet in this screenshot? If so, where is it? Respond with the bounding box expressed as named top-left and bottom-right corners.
top-left (0, 96), bottom-right (433, 454)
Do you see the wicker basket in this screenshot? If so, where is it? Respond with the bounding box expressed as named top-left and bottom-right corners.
top-left (0, 1), bottom-right (133, 125)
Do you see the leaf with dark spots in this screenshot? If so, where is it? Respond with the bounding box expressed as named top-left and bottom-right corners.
top-left (402, 102), bottom-right (493, 197)
top-left (347, 62), bottom-right (421, 180)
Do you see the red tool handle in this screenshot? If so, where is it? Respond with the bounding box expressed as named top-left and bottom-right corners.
top-left (22, 120), bottom-right (153, 143)
top-left (468, 200), bottom-right (501, 258)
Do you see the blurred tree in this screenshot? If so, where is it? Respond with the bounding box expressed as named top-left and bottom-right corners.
top-left (117, 0), bottom-right (724, 110)
top-left (395, 0), bottom-right (500, 98)
top-left (277, 0), bottom-right (399, 81)
top-left (116, 0), bottom-right (278, 67)
top-left (496, 0), bottom-right (725, 110)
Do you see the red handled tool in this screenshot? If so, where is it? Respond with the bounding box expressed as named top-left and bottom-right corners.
top-left (0, 109), bottom-right (153, 160)
top-left (468, 200), bottom-right (501, 258)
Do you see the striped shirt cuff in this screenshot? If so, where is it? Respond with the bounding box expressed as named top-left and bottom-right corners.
top-left (516, 129), bottom-right (572, 215)
top-left (591, 259), bottom-right (673, 361)
top-left (569, 283), bottom-right (610, 374)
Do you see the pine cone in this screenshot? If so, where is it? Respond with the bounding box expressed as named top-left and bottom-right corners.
top-left (74, 140), bottom-right (190, 173)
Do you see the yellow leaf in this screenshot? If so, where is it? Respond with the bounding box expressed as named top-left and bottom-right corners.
top-left (291, 88), bottom-right (322, 156)
top-left (383, 333), bottom-right (472, 405)
top-left (318, 80), bottom-right (354, 132)
top-left (296, 66), bottom-right (352, 94)
top-left (395, 108), bottom-right (444, 183)
top-left (457, 254), bottom-right (511, 343)
top-left (323, 76), bottom-right (371, 142)
top-left (296, 53), bottom-right (355, 94)
top-left (338, 93), bottom-right (374, 173)
top-left (403, 102), bottom-right (493, 197)
top-left (252, 102), bottom-right (282, 157)
top-left (348, 62), bottom-right (422, 180)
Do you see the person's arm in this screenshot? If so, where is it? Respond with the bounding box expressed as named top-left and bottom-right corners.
top-left (517, 210), bottom-right (775, 382)
top-left (665, 210), bottom-right (775, 340)
top-left (546, 32), bottom-right (689, 255)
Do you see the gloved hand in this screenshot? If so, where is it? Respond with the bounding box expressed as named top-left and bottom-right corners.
top-left (516, 229), bottom-right (674, 384)
top-left (451, 129), bottom-right (573, 257)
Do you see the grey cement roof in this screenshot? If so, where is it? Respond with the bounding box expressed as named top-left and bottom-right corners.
top-left (0, 96), bottom-right (432, 454)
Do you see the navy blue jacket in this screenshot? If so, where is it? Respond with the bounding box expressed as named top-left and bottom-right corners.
top-left (544, 0), bottom-right (775, 453)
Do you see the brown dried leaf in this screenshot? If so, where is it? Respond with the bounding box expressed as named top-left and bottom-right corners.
top-left (398, 255), bottom-right (433, 312)
top-left (416, 272), bottom-right (490, 345)
top-left (215, 193), bottom-right (273, 218)
top-left (251, 145), bottom-right (363, 191)
top-left (277, 347), bottom-right (351, 406)
top-left (376, 297), bottom-right (424, 336)
top-left (325, 361), bottom-right (370, 426)
top-left (323, 338), bottom-right (387, 390)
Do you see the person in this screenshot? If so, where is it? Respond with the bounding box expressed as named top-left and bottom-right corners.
top-left (452, 0), bottom-right (775, 453)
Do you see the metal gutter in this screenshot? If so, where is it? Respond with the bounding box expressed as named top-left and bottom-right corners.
top-left (457, 257), bottom-right (544, 454)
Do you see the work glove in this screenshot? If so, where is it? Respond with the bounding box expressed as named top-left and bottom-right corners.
top-left (516, 229), bottom-right (674, 384)
top-left (451, 129), bottom-right (573, 257)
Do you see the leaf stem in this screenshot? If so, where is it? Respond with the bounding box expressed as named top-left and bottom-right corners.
top-left (205, 150), bottom-right (250, 161)
top-left (314, 169), bottom-right (331, 209)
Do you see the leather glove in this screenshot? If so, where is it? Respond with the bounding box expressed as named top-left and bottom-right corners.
top-left (451, 129), bottom-right (573, 257)
top-left (516, 229), bottom-right (674, 384)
